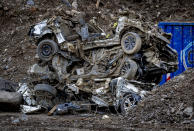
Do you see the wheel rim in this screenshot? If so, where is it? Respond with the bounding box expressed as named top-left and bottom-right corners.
top-left (41, 43), bottom-right (53, 57)
top-left (124, 35), bottom-right (136, 51)
top-left (123, 96), bottom-right (136, 114)
top-left (121, 61), bottom-right (131, 76)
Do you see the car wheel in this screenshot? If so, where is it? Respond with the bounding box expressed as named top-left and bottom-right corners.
top-left (120, 59), bottom-right (138, 80)
top-left (120, 94), bottom-right (138, 115)
top-left (37, 39), bottom-right (58, 61)
top-left (121, 32), bottom-right (142, 55)
top-left (34, 84), bottom-right (57, 99)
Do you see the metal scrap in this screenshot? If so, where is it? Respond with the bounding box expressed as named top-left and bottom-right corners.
top-left (91, 96), bottom-right (109, 107)
top-left (18, 83), bottom-right (36, 106)
top-left (27, 13), bottom-right (178, 115)
top-left (55, 103), bottom-right (80, 115)
top-left (21, 105), bottom-right (42, 114)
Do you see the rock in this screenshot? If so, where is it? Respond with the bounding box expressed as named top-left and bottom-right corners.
top-left (72, 0), bottom-right (78, 10)
top-left (102, 115), bottom-right (110, 119)
top-left (20, 114), bottom-right (28, 121)
top-left (110, 14), bottom-right (117, 20)
top-left (26, 0), bottom-right (35, 6)
top-left (3, 65), bottom-right (9, 70)
top-left (171, 107), bottom-right (175, 113)
top-left (3, 58), bottom-right (7, 63)
top-left (12, 118), bottom-right (20, 125)
top-left (160, 98), bottom-right (164, 101)
top-left (8, 57), bottom-right (12, 62)
top-left (11, 114), bottom-right (28, 125)
top-left (3, 7), bottom-right (8, 11)
top-left (161, 95), bottom-right (167, 98)
top-left (182, 120), bottom-right (191, 124)
top-left (183, 107), bottom-right (193, 118)
top-left (62, 0), bottom-right (71, 7)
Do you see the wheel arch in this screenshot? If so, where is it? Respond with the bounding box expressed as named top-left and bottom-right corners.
top-left (119, 26), bottom-right (144, 39)
top-left (35, 32), bottom-right (56, 46)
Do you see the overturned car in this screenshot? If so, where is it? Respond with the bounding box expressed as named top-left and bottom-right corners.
top-left (28, 14), bottom-right (178, 114)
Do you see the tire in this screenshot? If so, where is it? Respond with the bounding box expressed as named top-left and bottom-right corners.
top-left (121, 32), bottom-right (142, 55)
top-left (37, 39), bottom-right (58, 61)
top-left (0, 78), bottom-right (17, 92)
top-left (120, 94), bottom-right (139, 115)
top-left (120, 59), bottom-right (138, 80)
top-left (34, 84), bottom-right (57, 98)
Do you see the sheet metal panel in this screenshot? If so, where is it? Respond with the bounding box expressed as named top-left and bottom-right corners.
top-left (159, 22), bottom-right (194, 85)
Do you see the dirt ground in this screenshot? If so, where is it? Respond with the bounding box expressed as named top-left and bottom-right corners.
top-left (0, 0), bottom-right (194, 130)
top-left (127, 68), bottom-right (194, 124)
top-left (0, 113), bottom-right (193, 131)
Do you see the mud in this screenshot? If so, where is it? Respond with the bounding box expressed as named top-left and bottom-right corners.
top-left (0, 112), bottom-right (193, 131)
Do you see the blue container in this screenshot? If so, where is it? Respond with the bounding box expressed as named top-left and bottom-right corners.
top-left (159, 22), bottom-right (194, 85)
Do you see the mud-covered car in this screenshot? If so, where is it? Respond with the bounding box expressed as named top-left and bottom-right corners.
top-left (28, 14), bottom-right (178, 114)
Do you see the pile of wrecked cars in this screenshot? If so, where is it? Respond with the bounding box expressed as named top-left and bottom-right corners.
top-left (0, 12), bottom-right (178, 115)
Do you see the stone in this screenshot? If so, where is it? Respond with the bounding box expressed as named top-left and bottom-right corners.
top-left (102, 115), bottom-right (110, 119)
top-left (183, 107), bottom-right (193, 118)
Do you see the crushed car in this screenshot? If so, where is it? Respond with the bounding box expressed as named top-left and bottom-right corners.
top-left (27, 12), bottom-right (178, 115)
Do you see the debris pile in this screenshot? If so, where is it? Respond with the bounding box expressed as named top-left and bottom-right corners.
top-left (13, 1), bottom-right (178, 115)
top-left (0, 69), bottom-right (193, 130)
top-left (0, 0), bottom-right (193, 129)
top-left (126, 68), bottom-right (194, 124)
top-left (0, 0), bottom-right (179, 116)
